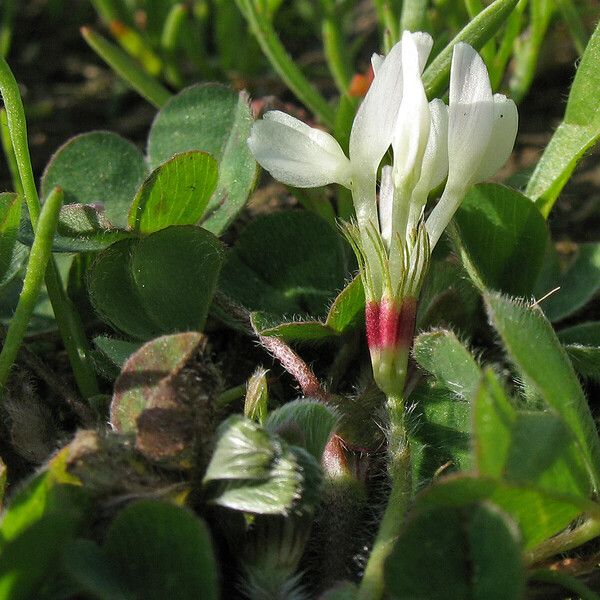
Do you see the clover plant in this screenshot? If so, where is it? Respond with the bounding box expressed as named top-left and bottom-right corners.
top-left (0, 1), bottom-right (600, 599)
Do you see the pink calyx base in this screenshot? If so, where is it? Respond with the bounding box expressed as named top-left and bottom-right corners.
top-left (366, 298), bottom-right (417, 351)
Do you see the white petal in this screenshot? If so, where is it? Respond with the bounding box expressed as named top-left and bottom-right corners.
top-left (371, 53), bottom-right (385, 75)
top-left (411, 31), bottom-right (434, 72)
top-left (264, 110), bottom-right (349, 159)
top-left (474, 94), bottom-right (518, 181)
top-left (248, 112), bottom-right (351, 188)
top-left (392, 31), bottom-right (430, 185)
top-left (421, 99), bottom-right (449, 191)
top-left (379, 166), bottom-right (394, 249)
top-left (446, 43), bottom-right (494, 190)
top-left (349, 40), bottom-right (404, 174)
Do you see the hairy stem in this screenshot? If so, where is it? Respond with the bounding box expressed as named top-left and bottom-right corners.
top-left (358, 393), bottom-right (411, 600)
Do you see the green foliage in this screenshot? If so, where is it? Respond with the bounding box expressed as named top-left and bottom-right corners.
top-left (3, 2), bottom-right (600, 598)
top-left (453, 183), bottom-right (548, 296)
top-left (0, 473), bottom-right (90, 599)
top-left (265, 399), bottom-right (339, 461)
top-left (147, 84), bottom-right (258, 234)
top-left (18, 203), bottom-right (133, 252)
top-left (413, 330), bottom-right (481, 399)
top-left (128, 151), bottom-right (218, 234)
top-left (526, 20), bottom-right (600, 216)
top-left (414, 475), bottom-right (592, 550)
top-left (65, 501), bottom-right (219, 600)
top-left (422, 0), bottom-right (519, 99)
top-left (0, 191), bottom-right (26, 289)
top-left (244, 367), bottom-right (270, 424)
top-left (410, 331), bottom-right (481, 482)
top-left (204, 415), bottom-right (322, 515)
top-left (534, 242), bottom-right (600, 322)
top-left (385, 502), bottom-right (524, 600)
top-left (558, 322), bottom-right (600, 381)
top-left (251, 274), bottom-right (365, 342)
top-left (485, 292), bottom-right (600, 489)
top-left (88, 226), bottom-right (223, 339)
top-left (41, 132), bottom-right (147, 228)
top-left (221, 210), bottom-right (348, 320)
top-left (473, 369), bottom-right (592, 499)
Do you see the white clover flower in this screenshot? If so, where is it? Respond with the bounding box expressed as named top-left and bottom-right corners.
top-left (247, 34), bottom-right (518, 396)
top-left (425, 42), bottom-right (518, 248)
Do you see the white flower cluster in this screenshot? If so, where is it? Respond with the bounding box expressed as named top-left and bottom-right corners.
top-left (248, 31), bottom-right (517, 303)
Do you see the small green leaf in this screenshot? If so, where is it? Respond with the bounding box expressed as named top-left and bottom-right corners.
top-left (244, 367), bottom-right (269, 424)
top-left (453, 183), bottom-right (548, 296)
top-left (104, 500), bottom-right (219, 600)
top-left (564, 346), bottom-right (600, 382)
top-left (204, 415), bottom-right (322, 515)
top-left (385, 502), bottom-right (524, 600)
top-left (63, 539), bottom-right (133, 600)
top-left (558, 322), bottom-right (600, 346)
top-left (485, 292), bottom-right (600, 490)
top-left (0, 473), bottom-right (87, 546)
top-left (147, 84), bottom-right (258, 234)
top-left (325, 274), bottom-right (365, 333)
top-left (220, 211), bottom-right (348, 319)
top-left (555, 311), bottom-right (600, 382)
top-left (131, 226), bottom-right (223, 332)
top-left (506, 412), bottom-right (591, 499)
top-left (473, 369), bottom-right (592, 499)
top-left (410, 382), bottom-right (473, 485)
top-left (128, 151), bottom-right (218, 234)
top-left (535, 243), bottom-right (600, 322)
top-left (266, 399), bottom-right (339, 461)
top-left (411, 330), bottom-right (482, 483)
top-left (414, 474), bottom-right (593, 549)
top-left (0, 514), bottom-right (82, 600)
top-left (413, 330), bottom-right (481, 399)
top-left (0, 192), bottom-right (26, 289)
top-left (417, 260), bottom-right (480, 334)
top-left (526, 20), bottom-right (600, 216)
top-left (88, 226), bottom-right (224, 339)
top-left (41, 131), bottom-right (147, 228)
top-left (93, 335), bottom-right (141, 371)
top-left (472, 369), bottom-right (515, 479)
top-left (250, 275), bottom-right (365, 342)
top-left (422, 0), bottom-right (519, 99)
top-left (18, 203), bottom-right (133, 252)
top-left (87, 239), bottom-right (160, 340)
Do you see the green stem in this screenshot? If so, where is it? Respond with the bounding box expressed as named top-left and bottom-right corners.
top-left (161, 3), bottom-right (188, 88)
top-left (0, 0), bottom-right (15, 58)
top-left (216, 383), bottom-right (247, 409)
top-left (525, 515), bottom-right (600, 566)
top-left (509, 0), bottom-right (554, 103)
top-left (373, 0), bottom-right (400, 52)
top-left (0, 108), bottom-right (22, 194)
top-left (556, 0), bottom-right (588, 55)
top-left (0, 187), bottom-right (63, 392)
top-left (490, 0), bottom-right (528, 90)
top-left (358, 394), bottom-right (411, 600)
top-left (235, 0), bottom-right (335, 127)
top-left (321, 13), bottom-right (353, 95)
top-left (81, 26), bottom-right (172, 109)
top-left (400, 0), bottom-right (428, 32)
top-left (0, 56), bottom-right (100, 400)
